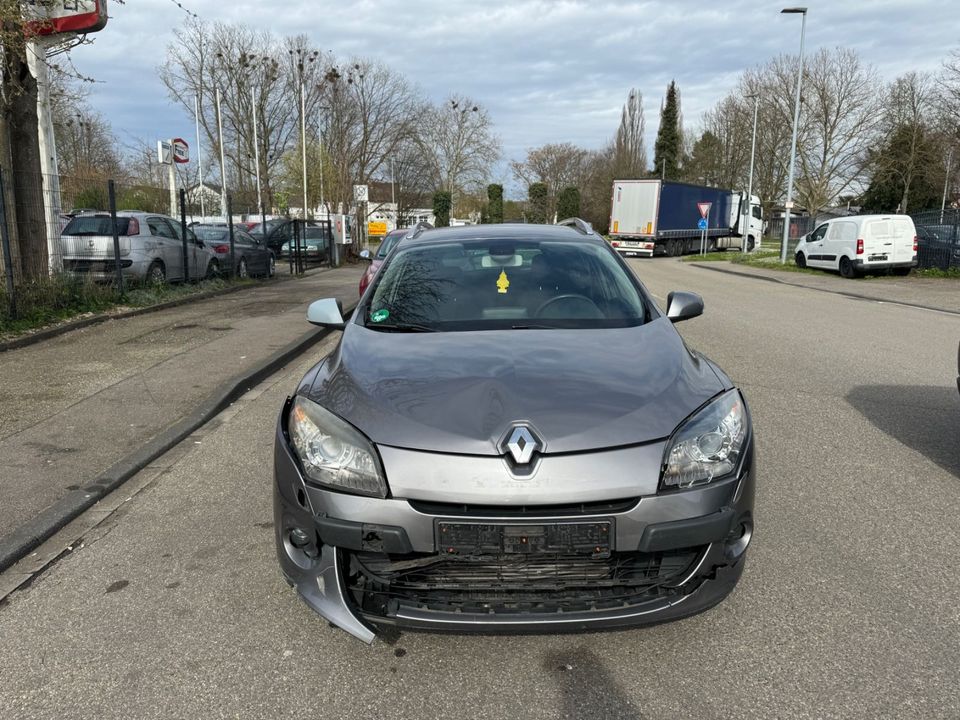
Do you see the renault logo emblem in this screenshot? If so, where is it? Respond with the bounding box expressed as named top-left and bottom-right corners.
top-left (502, 425), bottom-right (541, 465)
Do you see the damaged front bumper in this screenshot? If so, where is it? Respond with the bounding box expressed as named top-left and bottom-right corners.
top-left (273, 410), bottom-right (755, 644)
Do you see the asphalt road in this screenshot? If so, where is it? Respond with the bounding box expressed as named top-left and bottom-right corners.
top-left (0, 257), bottom-right (958, 719)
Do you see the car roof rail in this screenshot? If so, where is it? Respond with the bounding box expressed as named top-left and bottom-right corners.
top-left (557, 217), bottom-right (596, 235)
top-left (404, 221), bottom-right (433, 240)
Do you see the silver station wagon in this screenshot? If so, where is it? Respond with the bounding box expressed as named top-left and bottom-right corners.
top-left (273, 220), bottom-right (756, 643)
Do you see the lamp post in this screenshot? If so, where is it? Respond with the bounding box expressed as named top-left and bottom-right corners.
top-left (291, 48), bottom-right (319, 220)
top-left (743, 93), bottom-right (759, 254)
top-left (779, 6), bottom-right (807, 264)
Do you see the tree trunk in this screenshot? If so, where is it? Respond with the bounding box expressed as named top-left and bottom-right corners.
top-left (4, 36), bottom-right (47, 280)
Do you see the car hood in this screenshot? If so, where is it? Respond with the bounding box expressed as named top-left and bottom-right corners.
top-left (306, 318), bottom-right (725, 455)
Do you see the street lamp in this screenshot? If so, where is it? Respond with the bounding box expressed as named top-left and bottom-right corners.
top-left (291, 48), bottom-right (319, 220)
top-left (779, 6), bottom-right (807, 264)
top-left (743, 93), bottom-right (759, 254)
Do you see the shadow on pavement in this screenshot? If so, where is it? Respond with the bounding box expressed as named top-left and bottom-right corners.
top-left (846, 385), bottom-right (960, 478)
top-left (542, 647), bottom-right (643, 719)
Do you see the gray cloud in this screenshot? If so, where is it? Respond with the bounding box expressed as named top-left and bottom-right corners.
top-left (68, 0), bottom-right (957, 190)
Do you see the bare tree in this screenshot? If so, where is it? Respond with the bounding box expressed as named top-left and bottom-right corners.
top-left (510, 142), bottom-right (589, 219)
top-left (414, 94), bottom-right (500, 200)
top-left (793, 48), bottom-right (881, 213)
top-left (612, 89), bottom-right (647, 177)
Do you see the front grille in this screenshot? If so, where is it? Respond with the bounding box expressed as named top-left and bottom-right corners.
top-left (348, 547), bottom-right (704, 616)
top-left (407, 497), bottom-right (640, 517)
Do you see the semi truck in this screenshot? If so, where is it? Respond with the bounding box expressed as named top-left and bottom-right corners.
top-left (609, 179), bottom-right (763, 257)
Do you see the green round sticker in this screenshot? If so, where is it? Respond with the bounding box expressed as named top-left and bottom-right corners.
top-left (371, 309), bottom-right (390, 323)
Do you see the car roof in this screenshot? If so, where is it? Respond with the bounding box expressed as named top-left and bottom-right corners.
top-left (402, 223), bottom-right (603, 248)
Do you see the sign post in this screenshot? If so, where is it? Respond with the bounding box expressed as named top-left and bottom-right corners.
top-left (697, 202), bottom-right (711, 256)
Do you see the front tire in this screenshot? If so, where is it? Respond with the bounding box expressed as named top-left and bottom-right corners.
top-left (839, 256), bottom-right (858, 279)
top-left (237, 257), bottom-right (249, 279)
top-left (206, 259), bottom-right (220, 280)
top-left (747, 236), bottom-right (756, 252)
top-left (268, 254), bottom-right (276, 277)
top-left (794, 252), bottom-right (806, 268)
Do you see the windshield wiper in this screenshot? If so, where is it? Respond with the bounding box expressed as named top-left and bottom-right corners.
top-left (511, 323), bottom-right (559, 330)
top-left (367, 322), bottom-right (437, 333)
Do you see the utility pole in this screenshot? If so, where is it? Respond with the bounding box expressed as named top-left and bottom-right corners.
top-left (194, 95), bottom-right (205, 220)
top-left (300, 78), bottom-right (308, 219)
top-left (743, 94), bottom-right (759, 254)
top-left (779, 7), bottom-right (808, 264)
top-left (942, 148), bottom-right (954, 224)
top-left (216, 88), bottom-right (228, 220)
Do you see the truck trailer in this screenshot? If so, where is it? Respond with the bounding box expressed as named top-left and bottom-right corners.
top-left (609, 179), bottom-right (763, 257)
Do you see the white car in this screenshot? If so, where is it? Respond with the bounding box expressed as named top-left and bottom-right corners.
top-left (794, 214), bottom-right (917, 279)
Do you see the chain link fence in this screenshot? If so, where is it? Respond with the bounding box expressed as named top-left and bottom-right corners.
top-left (910, 208), bottom-right (960, 270)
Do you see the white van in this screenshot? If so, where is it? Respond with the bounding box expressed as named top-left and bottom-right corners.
top-left (794, 215), bottom-right (917, 278)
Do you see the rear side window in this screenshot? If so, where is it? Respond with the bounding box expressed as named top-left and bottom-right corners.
top-left (829, 221), bottom-right (857, 243)
top-left (892, 218), bottom-right (914, 239)
top-left (63, 216), bottom-right (133, 236)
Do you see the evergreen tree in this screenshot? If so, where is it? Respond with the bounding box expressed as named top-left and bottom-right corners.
top-left (653, 81), bottom-right (683, 180)
top-left (487, 184), bottom-right (504, 223)
top-left (861, 123), bottom-right (942, 213)
top-left (557, 187), bottom-right (581, 219)
top-left (432, 190), bottom-right (452, 227)
top-left (528, 183), bottom-right (548, 223)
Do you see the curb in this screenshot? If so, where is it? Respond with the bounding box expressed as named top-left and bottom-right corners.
top-left (688, 262), bottom-right (960, 316)
top-left (0, 264), bottom-right (339, 354)
top-left (0, 301), bottom-right (356, 574)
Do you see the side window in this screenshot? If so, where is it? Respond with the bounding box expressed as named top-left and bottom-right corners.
top-left (752, 205), bottom-right (762, 220)
top-left (146, 217), bottom-right (175, 239)
top-left (810, 224), bottom-right (828, 242)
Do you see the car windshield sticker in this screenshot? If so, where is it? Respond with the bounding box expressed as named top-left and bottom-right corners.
top-left (370, 309), bottom-right (389, 323)
top-left (497, 270), bottom-right (510, 294)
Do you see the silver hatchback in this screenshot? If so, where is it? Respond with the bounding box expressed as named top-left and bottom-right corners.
top-left (60, 211), bottom-right (218, 283)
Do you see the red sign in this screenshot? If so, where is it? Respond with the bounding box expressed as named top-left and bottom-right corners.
top-left (25, 0), bottom-right (108, 38)
top-left (172, 138), bottom-right (190, 164)
top-left (697, 202), bottom-right (712, 219)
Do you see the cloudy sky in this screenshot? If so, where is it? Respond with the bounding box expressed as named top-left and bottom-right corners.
top-left (68, 0), bottom-right (957, 192)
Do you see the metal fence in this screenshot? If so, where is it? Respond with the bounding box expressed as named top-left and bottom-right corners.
top-left (910, 208), bottom-right (960, 270)
top-left (0, 171), bottom-right (335, 326)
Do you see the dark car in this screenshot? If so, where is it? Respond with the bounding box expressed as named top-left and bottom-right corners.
top-left (916, 224), bottom-right (960, 270)
top-left (192, 224), bottom-right (275, 278)
top-left (273, 220), bottom-right (755, 643)
top-left (250, 219), bottom-right (323, 255)
top-left (280, 226), bottom-right (332, 261)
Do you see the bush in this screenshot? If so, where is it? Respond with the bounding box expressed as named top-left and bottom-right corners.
top-left (433, 191), bottom-right (452, 227)
top-left (528, 182), bottom-right (548, 224)
top-left (557, 186), bottom-right (580, 219)
top-left (487, 184), bottom-right (503, 224)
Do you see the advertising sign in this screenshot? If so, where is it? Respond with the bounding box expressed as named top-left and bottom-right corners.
top-left (172, 138), bottom-right (190, 164)
top-left (24, 0), bottom-right (109, 37)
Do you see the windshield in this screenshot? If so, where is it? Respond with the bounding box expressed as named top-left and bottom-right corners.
top-left (63, 216), bottom-right (133, 236)
top-left (376, 231), bottom-right (406, 259)
top-left (365, 238), bottom-right (648, 331)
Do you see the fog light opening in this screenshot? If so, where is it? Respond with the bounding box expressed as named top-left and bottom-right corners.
top-left (284, 526), bottom-right (320, 569)
top-left (726, 519), bottom-right (753, 560)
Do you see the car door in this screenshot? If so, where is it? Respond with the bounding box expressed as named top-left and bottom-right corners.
top-left (804, 223), bottom-right (830, 267)
top-left (823, 220), bottom-right (857, 269)
top-left (146, 216), bottom-right (183, 280)
top-left (168, 219), bottom-right (209, 279)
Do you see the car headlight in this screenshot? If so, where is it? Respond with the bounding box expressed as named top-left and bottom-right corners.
top-left (287, 395), bottom-right (387, 498)
top-left (661, 390), bottom-right (747, 490)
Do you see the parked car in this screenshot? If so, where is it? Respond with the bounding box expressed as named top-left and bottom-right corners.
top-left (915, 224), bottom-right (960, 270)
top-left (280, 226), bottom-right (331, 261)
top-left (60, 211), bottom-right (218, 284)
top-left (358, 227), bottom-right (407, 295)
top-left (273, 220), bottom-right (755, 643)
top-left (794, 214), bottom-right (917, 278)
top-left (192, 224), bottom-right (276, 278)
top-left (249, 218), bottom-right (323, 255)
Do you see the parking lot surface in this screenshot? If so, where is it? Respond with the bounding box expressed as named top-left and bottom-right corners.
top-left (0, 257), bottom-right (957, 719)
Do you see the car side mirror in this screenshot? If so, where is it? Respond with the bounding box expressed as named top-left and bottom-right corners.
top-left (359, 249), bottom-right (371, 261)
top-left (666, 291), bottom-right (703, 323)
top-left (306, 298), bottom-right (346, 329)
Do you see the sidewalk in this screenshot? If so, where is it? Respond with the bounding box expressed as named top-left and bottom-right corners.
top-left (688, 261), bottom-right (960, 314)
top-left (0, 265), bottom-right (363, 570)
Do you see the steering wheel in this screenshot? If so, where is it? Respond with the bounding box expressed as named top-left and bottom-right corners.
top-left (535, 294), bottom-right (603, 318)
